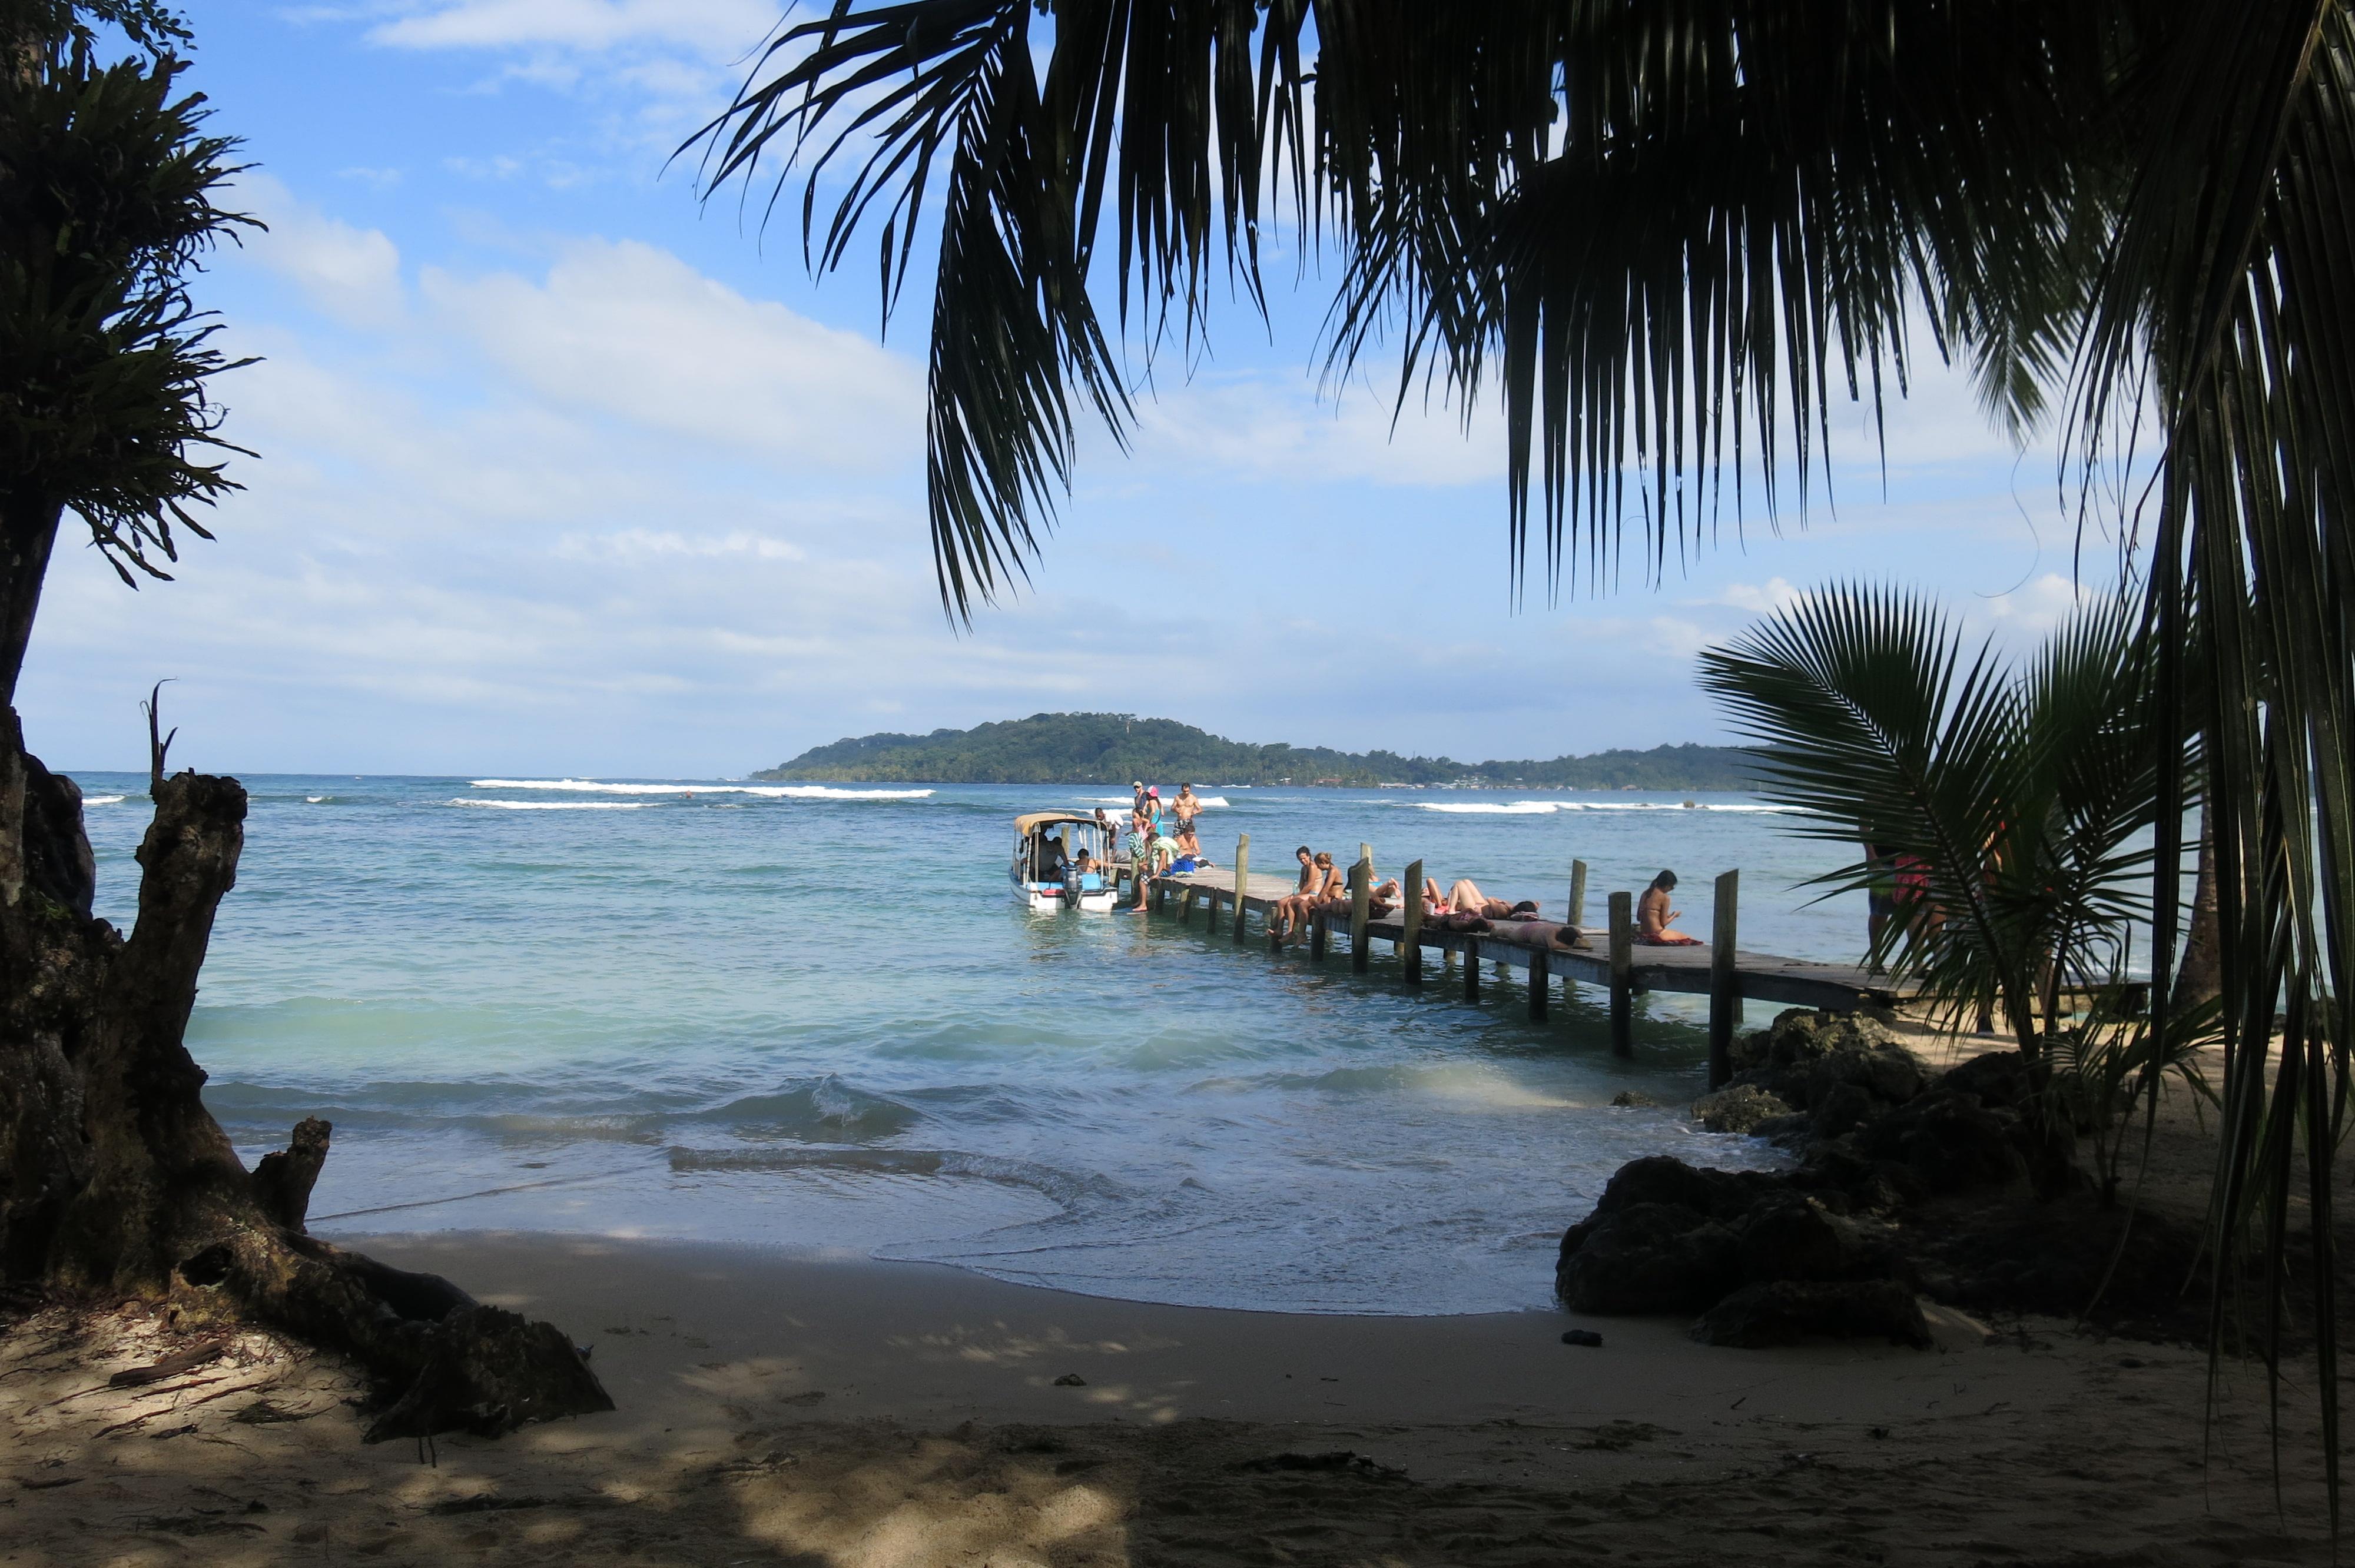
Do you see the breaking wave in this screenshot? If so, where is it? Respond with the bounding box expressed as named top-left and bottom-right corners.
top-left (467, 778), bottom-right (931, 800)
top-left (83, 794), bottom-right (127, 806)
top-left (1415, 799), bottom-right (1805, 815)
top-left (449, 798), bottom-right (648, 810)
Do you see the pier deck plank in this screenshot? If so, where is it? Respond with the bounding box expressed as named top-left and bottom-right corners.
top-left (1143, 866), bottom-right (1903, 1013)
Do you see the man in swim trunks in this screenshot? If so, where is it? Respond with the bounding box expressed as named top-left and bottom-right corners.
top-left (1172, 783), bottom-right (1202, 832)
top-left (1637, 871), bottom-right (1703, 945)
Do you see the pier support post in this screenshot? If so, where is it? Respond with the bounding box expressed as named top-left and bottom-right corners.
top-left (1608, 891), bottom-right (1634, 1056)
top-left (1206, 882), bottom-right (1220, 934)
top-left (1231, 835), bottom-right (1251, 945)
top-left (1348, 850), bottom-right (1372, 974)
top-left (1709, 870), bottom-right (1739, 1088)
top-left (1528, 946), bottom-right (1548, 1021)
top-left (1310, 908), bottom-right (1328, 960)
top-left (1180, 885), bottom-right (1194, 925)
top-left (1401, 858), bottom-right (1424, 986)
top-left (1569, 859), bottom-right (1588, 931)
top-left (1462, 938), bottom-right (1481, 1001)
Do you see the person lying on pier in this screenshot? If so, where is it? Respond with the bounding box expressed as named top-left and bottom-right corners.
top-left (1444, 878), bottom-right (1541, 921)
top-left (1636, 871), bottom-right (1703, 945)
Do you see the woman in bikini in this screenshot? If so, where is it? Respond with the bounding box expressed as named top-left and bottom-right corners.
top-left (1636, 871), bottom-right (1703, 945)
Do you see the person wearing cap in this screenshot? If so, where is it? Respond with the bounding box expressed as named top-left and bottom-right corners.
top-left (1130, 779), bottom-right (1149, 819)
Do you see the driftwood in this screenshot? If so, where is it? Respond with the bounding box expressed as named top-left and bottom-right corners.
top-left (0, 708), bottom-right (611, 1440)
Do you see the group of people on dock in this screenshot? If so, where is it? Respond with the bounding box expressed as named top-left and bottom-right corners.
top-left (1259, 850), bottom-right (1700, 946)
top-left (1113, 782), bottom-right (1210, 912)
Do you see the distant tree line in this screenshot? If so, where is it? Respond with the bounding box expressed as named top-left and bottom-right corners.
top-left (758, 713), bottom-right (1760, 790)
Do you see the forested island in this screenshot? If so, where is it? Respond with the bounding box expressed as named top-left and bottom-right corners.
top-left (758, 713), bottom-right (1759, 789)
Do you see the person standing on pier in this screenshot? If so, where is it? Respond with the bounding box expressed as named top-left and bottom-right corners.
top-left (1172, 783), bottom-right (1202, 833)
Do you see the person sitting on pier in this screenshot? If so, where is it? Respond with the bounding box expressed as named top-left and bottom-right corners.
top-left (1269, 852), bottom-right (1342, 940)
top-left (1636, 870), bottom-right (1703, 945)
top-left (1293, 845), bottom-right (1316, 891)
top-left (1171, 825), bottom-right (1213, 871)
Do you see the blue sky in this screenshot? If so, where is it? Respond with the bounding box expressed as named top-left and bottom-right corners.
top-left (22, 2), bottom-right (2127, 776)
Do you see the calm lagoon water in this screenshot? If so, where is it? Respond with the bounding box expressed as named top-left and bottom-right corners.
top-left (74, 773), bottom-right (1868, 1314)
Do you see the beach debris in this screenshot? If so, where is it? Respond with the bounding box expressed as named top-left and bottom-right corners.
top-left (1559, 1329), bottom-right (1604, 1347)
top-left (107, 1337), bottom-right (230, 1389)
top-left (1052, 1373), bottom-right (1088, 1387)
top-left (361, 1305), bottom-right (616, 1445)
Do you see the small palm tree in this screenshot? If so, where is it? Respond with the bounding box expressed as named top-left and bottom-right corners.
top-left (1700, 584), bottom-right (2164, 1061)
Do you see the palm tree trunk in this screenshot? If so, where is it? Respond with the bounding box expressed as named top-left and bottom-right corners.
top-left (0, 496), bottom-right (61, 710)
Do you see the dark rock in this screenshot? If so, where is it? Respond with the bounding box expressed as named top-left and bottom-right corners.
top-left (1728, 1009), bottom-right (1926, 1112)
top-left (1850, 1089), bottom-right (2028, 1192)
top-left (1749, 1112), bottom-right (1816, 1147)
top-left (1940, 1051), bottom-right (2030, 1111)
top-left (1608, 1090), bottom-right (1659, 1109)
top-left (1053, 1373), bottom-right (1087, 1387)
top-left (1560, 1329), bottom-right (1604, 1347)
top-left (1691, 1084), bottom-right (1792, 1134)
top-left (1808, 1081), bottom-right (1878, 1140)
top-left (1556, 1202), bottom-right (1743, 1314)
top-left (1734, 1195), bottom-right (1881, 1284)
top-left (1690, 1280), bottom-right (1932, 1349)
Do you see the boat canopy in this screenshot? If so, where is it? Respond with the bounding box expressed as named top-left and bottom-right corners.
top-left (1014, 812), bottom-right (1104, 837)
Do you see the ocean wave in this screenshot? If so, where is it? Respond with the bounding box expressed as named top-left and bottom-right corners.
top-left (1414, 799), bottom-right (1806, 815)
top-left (449, 798), bottom-right (649, 810)
top-left (665, 1145), bottom-right (1119, 1210)
top-left (83, 794), bottom-right (127, 806)
top-left (467, 778), bottom-right (932, 800)
top-left (1079, 794), bottom-right (1228, 807)
top-left (306, 795), bottom-right (331, 804)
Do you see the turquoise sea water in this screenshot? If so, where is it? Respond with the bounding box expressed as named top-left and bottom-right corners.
top-left (72, 773), bottom-right (1868, 1315)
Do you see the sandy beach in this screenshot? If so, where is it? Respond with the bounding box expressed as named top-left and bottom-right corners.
top-left (2, 1230), bottom-right (2335, 1566)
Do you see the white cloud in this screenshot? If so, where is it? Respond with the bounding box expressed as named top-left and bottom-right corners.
top-left (422, 240), bottom-right (923, 471)
top-left (1127, 370), bottom-right (1504, 489)
top-left (366, 0), bottom-right (776, 54)
top-left (1982, 572), bottom-right (2101, 635)
top-left (234, 175), bottom-right (405, 329)
top-left (1713, 577), bottom-right (1802, 614)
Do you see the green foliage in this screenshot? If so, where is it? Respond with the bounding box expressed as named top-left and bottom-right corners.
top-left (0, 0), bottom-right (251, 591)
top-left (761, 713), bottom-right (1758, 790)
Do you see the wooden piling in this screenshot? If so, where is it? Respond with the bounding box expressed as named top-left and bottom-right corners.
top-left (1709, 869), bottom-right (1739, 1088)
top-left (1348, 851), bottom-right (1372, 974)
top-left (1569, 859), bottom-right (1588, 931)
top-left (1401, 858), bottom-right (1425, 986)
top-left (1310, 905), bottom-right (1328, 960)
top-left (1528, 945), bottom-right (1549, 1021)
top-left (1230, 835), bottom-right (1251, 945)
top-left (1608, 891), bottom-right (1634, 1055)
top-left (1180, 885), bottom-right (1194, 925)
top-left (1462, 937), bottom-right (1481, 1001)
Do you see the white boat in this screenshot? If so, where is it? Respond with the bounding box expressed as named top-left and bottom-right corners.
top-left (1010, 812), bottom-right (1122, 912)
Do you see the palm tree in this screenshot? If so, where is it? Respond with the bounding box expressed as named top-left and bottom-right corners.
top-left (693, 0), bottom-right (2353, 1506)
top-left (1697, 582), bottom-right (2217, 1200)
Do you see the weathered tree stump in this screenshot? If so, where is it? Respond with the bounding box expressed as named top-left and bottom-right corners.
top-left (0, 711), bottom-right (611, 1439)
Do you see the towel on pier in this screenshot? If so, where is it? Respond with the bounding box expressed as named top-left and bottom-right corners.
top-left (1429, 912), bottom-right (1492, 933)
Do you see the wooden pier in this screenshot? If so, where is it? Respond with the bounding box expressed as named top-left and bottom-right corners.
top-left (1127, 836), bottom-right (1905, 1087)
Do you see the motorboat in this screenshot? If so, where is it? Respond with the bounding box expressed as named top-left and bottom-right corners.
top-left (1010, 812), bottom-right (1122, 912)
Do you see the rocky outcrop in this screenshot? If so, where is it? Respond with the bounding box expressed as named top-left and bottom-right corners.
top-left (1691, 1083), bottom-right (1792, 1134)
top-left (1558, 1011), bottom-right (2055, 1348)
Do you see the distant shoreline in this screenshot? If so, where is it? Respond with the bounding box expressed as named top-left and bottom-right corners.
top-left (758, 713), bottom-right (1760, 792)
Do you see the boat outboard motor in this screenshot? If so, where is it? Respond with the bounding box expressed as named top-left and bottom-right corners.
top-left (1062, 862), bottom-right (1084, 904)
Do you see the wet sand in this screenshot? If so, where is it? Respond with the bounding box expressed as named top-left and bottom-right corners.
top-left (1, 1231), bottom-right (2335, 1566)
